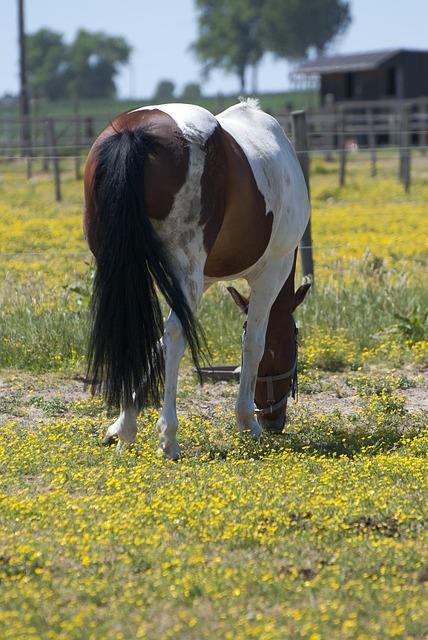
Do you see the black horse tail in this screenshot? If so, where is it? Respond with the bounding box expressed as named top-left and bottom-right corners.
top-left (86, 126), bottom-right (204, 409)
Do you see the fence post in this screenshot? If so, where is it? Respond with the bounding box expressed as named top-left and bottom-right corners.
top-left (338, 105), bottom-right (346, 186)
top-left (21, 114), bottom-right (32, 179)
top-left (399, 103), bottom-right (411, 192)
top-left (42, 124), bottom-right (50, 171)
top-left (45, 119), bottom-right (61, 202)
top-left (74, 116), bottom-right (81, 180)
top-left (324, 93), bottom-right (335, 162)
top-left (291, 110), bottom-right (314, 285)
top-left (5, 118), bottom-right (13, 160)
top-left (420, 100), bottom-right (427, 154)
top-left (368, 108), bottom-right (377, 177)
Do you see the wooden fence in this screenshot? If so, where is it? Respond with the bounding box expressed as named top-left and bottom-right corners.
top-left (2, 97), bottom-right (428, 158)
top-left (277, 97), bottom-right (428, 151)
top-left (1, 97), bottom-right (427, 198)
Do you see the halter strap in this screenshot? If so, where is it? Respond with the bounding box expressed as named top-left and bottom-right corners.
top-left (254, 327), bottom-right (299, 417)
top-left (254, 393), bottom-right (289, 417)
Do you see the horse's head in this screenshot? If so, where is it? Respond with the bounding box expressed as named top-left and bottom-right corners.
top-left (228, 282), bottom-right (310, 434)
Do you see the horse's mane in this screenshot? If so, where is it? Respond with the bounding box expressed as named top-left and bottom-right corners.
top-left (238, 96), bottom-right (261, 110)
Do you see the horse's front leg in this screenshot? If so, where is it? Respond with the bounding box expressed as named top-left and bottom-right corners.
top-left (156, 312), bottom-right (187, 460)
top-left (235, 311), bottom-right (267, 438)
top-left (236, 262), bottom-right (294, 437)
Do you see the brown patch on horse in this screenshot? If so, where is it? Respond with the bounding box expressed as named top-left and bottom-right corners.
top-left (199, 124), bottom-right (227, 257)
top-left (203, 127), bottom-right (273, 278)
top-left (83, 109), bottom-right (189, 256)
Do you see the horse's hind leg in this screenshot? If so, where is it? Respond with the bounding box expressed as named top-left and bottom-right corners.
top-left (100, 311), bottom-right (183, 454)
top-left (156, 311), bottom-right (187, 459)
top-left (155, 252), bottom-right (205, 458)
top-left (102, 404), bottom-right (138, 448)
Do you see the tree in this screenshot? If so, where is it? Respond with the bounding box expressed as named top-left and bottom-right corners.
top-left (68, 30), bottom-right (131, 100)
top-left (180, 82), bottom-right (203, 101)
top-left (263, 0), bottom-right (351, 60)
top-left (26, 29), bottom-right (69, 100)
top-left (25, 28), bottom-right (131, 101)
top-left (191, 0), bottom-right (351, 91)
top-left (191, 0), bottom-right (264, 93)
top-left (153, 80), bottom-right (176, 103)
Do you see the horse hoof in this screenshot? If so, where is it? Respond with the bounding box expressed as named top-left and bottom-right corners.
top-left (116, 440), bottom-right (136, 453)
top-left (102, 433), bottom-right (118, 446)
top-left (158, 438), bottom-right (180, 461)
top-left (264, 424), bottom-right (285, 435)
top-left (239, 422), bottom-right (263, 439)
top-left (258, 415), bottom-right (286, 435)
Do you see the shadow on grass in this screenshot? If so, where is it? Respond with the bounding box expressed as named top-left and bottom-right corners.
top-left (201, 410), bottom-right (427, 462)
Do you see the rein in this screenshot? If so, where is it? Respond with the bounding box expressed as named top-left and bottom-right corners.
top-left (254, 326), bottom-right (299, 417)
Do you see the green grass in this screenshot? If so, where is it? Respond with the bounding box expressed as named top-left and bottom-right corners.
top-left (1, 151), bottom-right (428, 374)
top-left (1, 375), bottom-right (427, 639)
top-left (0, 149), bottom-right (427, 639)
top-left (0, 90), bottom-right (318, 119)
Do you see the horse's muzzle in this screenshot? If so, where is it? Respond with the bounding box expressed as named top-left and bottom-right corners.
top-left (257, 413), bottom-right (286, 434)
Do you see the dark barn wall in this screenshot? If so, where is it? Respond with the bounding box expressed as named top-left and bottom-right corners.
top-left (321, 70), bottom-right (390, 101)
top-left (319, 52), bottom-right (428, 102)
top-left (400, 52), bottom-right (428, 97)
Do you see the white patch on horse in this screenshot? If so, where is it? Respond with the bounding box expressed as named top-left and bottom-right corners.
top-left (151, 142), bottom-right (207, 298)
top-left (130, 103), bottom-right (218, 145)
top-left (217, 101), bottom-right (310, 258)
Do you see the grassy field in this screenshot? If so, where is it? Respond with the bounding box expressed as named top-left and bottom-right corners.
top-left (0, 91), bottom-right (318, 119)
top-left (0, 149), bottom-right (427, 639)
top-left (1, 91), bottom-right (318, 160)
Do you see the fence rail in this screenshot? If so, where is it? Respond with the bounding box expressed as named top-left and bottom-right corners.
top-left (2, 98), bottom-right (428, 200)
top-left (277, 97), bottom-right (428, 151)
top-left (2, 98), bottom-right (428, 159)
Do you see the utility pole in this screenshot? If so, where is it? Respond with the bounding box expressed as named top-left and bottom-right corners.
top-left (18, 0), bottom-right (32, 165)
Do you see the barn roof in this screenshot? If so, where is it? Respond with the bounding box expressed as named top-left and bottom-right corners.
top-left (296, 49), bottom-right (407, 75)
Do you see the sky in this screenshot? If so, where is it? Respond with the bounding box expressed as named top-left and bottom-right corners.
top-left (1, 0), bottom-right (428, 100)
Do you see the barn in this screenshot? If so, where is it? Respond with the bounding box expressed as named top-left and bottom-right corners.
top-left (294, 49), bottom-right (428, 102)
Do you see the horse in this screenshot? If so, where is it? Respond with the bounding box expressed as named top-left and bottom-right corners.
top-left (83, 99), bottom-right (310, 459)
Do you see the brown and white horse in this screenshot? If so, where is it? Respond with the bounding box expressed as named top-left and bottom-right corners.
top-left (83, 99), bottom-right (310, 459)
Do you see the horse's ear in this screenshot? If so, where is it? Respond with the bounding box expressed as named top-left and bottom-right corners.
top-left (227, 286), bottom-right (250, 315)
top-left (293, 283), bottom-right (311, 311)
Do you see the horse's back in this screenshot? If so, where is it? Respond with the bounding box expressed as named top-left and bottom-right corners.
top-left (217, 100), bottom-right (310, 254)
top-left (85, 100), bottom-right (309, 284)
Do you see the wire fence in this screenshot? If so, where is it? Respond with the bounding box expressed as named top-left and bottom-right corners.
top-left (1, 102), bottom-right (427, 280)
top-left (1, 241), bottom-right (427, 264)
top-left (2, 98), bottom-right (428, 155)
top-left (2, 143), bottom-right (428, 195)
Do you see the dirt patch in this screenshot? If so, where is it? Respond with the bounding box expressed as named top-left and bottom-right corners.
top-left (0, 373), bottom-right (87, 432)
top-left (1, 368), bottom-right (427, 431)
top-left (402, 386), bottom-right (428, 412)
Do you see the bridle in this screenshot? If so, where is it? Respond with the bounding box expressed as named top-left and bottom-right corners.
top-left (254, 324), bottom-right (299, 418)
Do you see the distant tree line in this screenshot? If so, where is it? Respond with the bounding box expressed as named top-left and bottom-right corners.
top-left (23, 0), bottom-right (351, 102)
top-left (191, 0), bottom-right (351, 92)
top-left (26, 29), bottom-right (131, 101)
